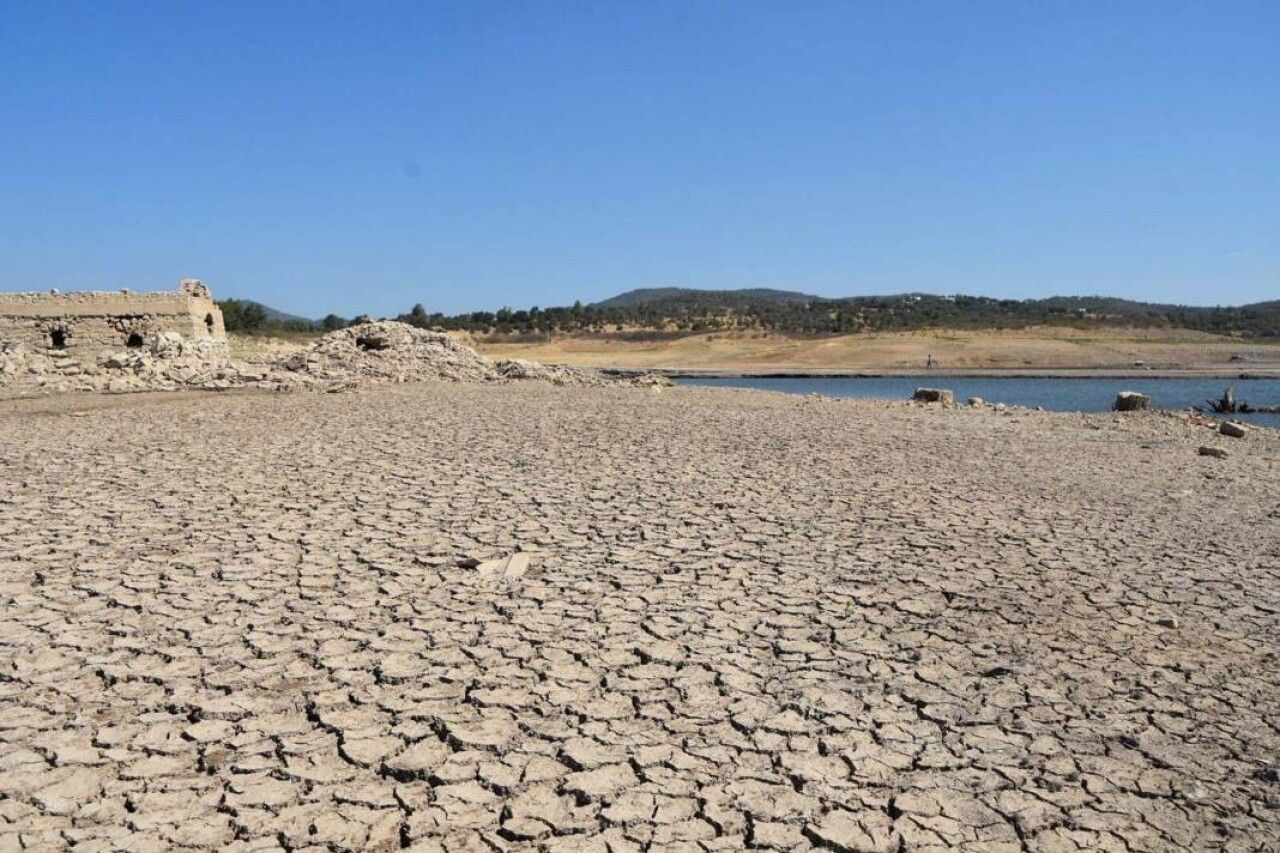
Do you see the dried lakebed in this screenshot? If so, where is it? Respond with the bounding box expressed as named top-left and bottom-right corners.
top-left (1, 383), bottom-right (1278, 852)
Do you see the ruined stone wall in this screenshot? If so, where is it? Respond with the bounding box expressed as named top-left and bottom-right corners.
top-left (0, 280), bottom-right (225, 356)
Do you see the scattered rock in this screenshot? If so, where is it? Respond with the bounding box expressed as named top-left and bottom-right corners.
top-left (967, 397), bottom-right (984, 406)
top-left (912, 387), bottom-right (954, 404)
top-left (1113, 391), bottom-right (1151, 412)
top-left (1220, 421), bottom-right (1248, 438)
top-left (1198, 445), bottom-right (1229, 459)
top-left (504, 552), bottom-right (531, 578)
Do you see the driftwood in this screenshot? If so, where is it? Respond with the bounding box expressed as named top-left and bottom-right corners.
top-left (1203, 386), bottom-right (1237, 414)
top-left (1192, 386), bottom-right (1279, 414)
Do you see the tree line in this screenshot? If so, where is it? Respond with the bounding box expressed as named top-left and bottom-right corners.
top-left (217, 299), bottom-right (353, 335)
top-left (404, 294), bottom-right (1280, 338)
top-left (218, 293), bottom-right (1280, 338)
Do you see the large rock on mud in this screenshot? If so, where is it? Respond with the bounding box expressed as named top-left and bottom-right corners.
top-left (1219, 421), bottom-right (1248, 438)
top-left (1113, 391), bottom-right (1151, 411)
top-left (913, 387), bottom-right (955, 405)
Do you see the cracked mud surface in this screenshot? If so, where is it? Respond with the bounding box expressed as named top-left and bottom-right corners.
top-left (2, 384), bottom-right (1278, 852)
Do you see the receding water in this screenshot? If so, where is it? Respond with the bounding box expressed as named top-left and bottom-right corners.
top-left (678, 375), bottom-right (1280, 428)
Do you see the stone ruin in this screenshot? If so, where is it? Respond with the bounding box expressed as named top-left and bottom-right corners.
top-left (0, 279), bottom-right (239, 393)
top-left (0, 279), bottom-right (225, 355)
top-left (0, 282), bottom-right (668, 394)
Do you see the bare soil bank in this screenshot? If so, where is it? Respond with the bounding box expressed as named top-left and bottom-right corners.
top-left (471, 326), bottom-right (1280, 377)
top-left (1, 382), bottom-right (1277, 850)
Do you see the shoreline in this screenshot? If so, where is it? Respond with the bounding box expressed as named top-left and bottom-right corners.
top-left (631, 366), bottom-right (1280, 380)
top-left (471, 326), bottom-right (1280, 379)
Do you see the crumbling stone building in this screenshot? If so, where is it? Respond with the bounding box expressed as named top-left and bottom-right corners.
top-left (0, 279), bottom-right (225, 356)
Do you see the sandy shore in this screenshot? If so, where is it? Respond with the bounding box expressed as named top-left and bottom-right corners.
top-left (2, 383), bottom-right (1278, 850)
top-left (472, 327), bottom-right (1280, 378)
top-left (653, 367), bottom-right (1280, 379)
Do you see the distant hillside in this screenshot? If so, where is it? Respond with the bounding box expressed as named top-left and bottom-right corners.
top-left (595, 287), bottom-right (817, 309)
top-left (217, 298), bottom-right (321, 333)
top-left (407, 289), bottom-right (1280, 338)
top-left (257, 302), bottom-right (316, 326)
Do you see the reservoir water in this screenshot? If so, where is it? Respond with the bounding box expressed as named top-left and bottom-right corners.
top-left (678, 375), bottom-right (1280, 429)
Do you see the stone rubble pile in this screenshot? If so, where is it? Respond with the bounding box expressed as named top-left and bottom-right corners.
top-left (270, 322), bottom-right (664, 388)
top-left (272, 322), bottom-right (498, 384)
top-left (0, 321), bottom-right (669, 395)
top-left (272, 322), bottom-right (659, 388)
top-left (1, 335), bottom-right (248, 394)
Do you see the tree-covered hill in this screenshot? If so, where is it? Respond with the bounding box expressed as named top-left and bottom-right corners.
top-left (219, 290), bottom-right (1280, 339)
top-left (216, 299), bottom-right (349, 334)
top-left (415, 290), bottom-right (1280, 338)
top-left (594, 287), bottom-right (816, 309)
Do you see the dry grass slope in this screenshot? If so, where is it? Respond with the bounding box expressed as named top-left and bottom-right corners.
top-left (472, 326), bottom-right (1280, 373)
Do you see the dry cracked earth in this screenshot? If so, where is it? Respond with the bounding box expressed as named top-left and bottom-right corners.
top-left (1, 384), bottom-right (1278, 852)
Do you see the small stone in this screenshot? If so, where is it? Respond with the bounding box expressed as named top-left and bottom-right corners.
top-left (1113, 391), bottom-right (1151, 411)
top-left (1198, 446), bottom-right (1229, 459)
top-left (1219, 421), bottom-right (1247, 438)
top-left (504, 553), bottom-right (531, 578)
top-left (912, 388), bottom-right (955, 404)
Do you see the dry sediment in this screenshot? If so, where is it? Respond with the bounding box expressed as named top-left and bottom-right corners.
top-left (470, 327), bottom-right (1280, 376)
top-left (1, 384), bottom-right (1278, 851)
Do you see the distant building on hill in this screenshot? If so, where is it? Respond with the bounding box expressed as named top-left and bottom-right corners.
top-left (0, 279), bottom-right (225, 355)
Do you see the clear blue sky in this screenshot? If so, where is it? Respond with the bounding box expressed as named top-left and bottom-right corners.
top-left (2, 1), bottom-right (1276, 318)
